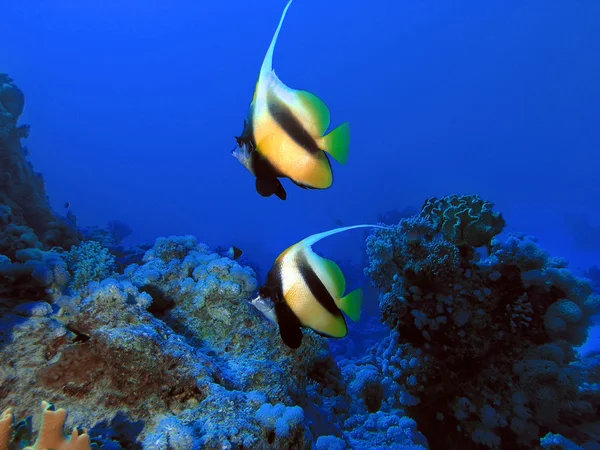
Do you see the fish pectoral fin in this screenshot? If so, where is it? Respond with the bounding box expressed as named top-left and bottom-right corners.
top-left (338, 287), bottom-right (362, 322)
top-left (256, 178), bottom-right (287, 200)
top-left (275, 302), bottom-right (303, 349)
top-left (296, 90), bottom-right (331, 135)
top-left (319, 122), bottom-right (350, 165)
top-left (273, 179), bottom-right (287, 200)
top-left (255, 178), bottom-right (274, 197)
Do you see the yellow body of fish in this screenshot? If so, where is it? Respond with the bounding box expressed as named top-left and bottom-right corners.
top-left (256, 225), bottom-right (389, 349)
top-left (233, 0), bottom-right (350, 199)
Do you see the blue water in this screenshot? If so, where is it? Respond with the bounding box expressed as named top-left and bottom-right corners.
top-left (3, 0), bottom-right (599, 273)
top-left (2, 2), bottom-right (600, 447)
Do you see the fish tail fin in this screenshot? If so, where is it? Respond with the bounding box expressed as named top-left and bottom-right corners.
top-left (319, 122), bottom-right (351, 165)
top-left (302, 224), bottom-right (390, 249)
top-left (260, 0), bottom-right (294, 78)
top-left (339, 288), bottom-right (363, 322)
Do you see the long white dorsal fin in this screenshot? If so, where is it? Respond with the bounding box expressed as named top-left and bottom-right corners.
top-left (300, 224), bottom-right (390, 250)
top-left (260, 0), bottom-right (294, 78)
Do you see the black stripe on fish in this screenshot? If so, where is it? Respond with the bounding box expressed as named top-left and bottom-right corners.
top-left (251, 148), bottom-right (285, 179)
top-left (267, 90), bottom-right (321, 154)
top-left (296, 251), bottom-right (343, 318)
top-left (264, 263), bottom-right (303, 348)
top-left (275, 299), bottom-right (303, 349)
top-left (232, 246), bottom-right (243, 260)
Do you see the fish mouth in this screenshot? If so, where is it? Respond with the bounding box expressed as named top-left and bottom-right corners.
top-left (249, 295), bottom-right (278, 324)
top-left (250, 294), bottom-right (271, 308)
top-left (232, 144), bottom-right (249, 162)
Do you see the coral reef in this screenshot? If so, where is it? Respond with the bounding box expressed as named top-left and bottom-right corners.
top-left (364, 194), bottom-right (600, 449)
top-left (63, 241), bottom-right (116, 292)
top-left (3, 73), bottom-right (598, 450)
top-left (0, 245), bottom-right (70, 310)
top-left (0, 74), bottom-right (77, 251)
top-left (0, 229), bottom-right (430, 449)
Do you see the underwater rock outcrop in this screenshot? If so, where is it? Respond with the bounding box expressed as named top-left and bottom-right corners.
top-left (0, 75), bottom-right (80, 309)
top-left (364, 194), bottom-right (600, 449)
top-left (0, 74), bottom-right (76, 249)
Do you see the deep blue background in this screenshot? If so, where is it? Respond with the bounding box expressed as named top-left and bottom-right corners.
top-left (2, 0), bottom-right (599, 275)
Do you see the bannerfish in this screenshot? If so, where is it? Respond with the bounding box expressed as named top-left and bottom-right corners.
top-left (250, 224), bottom-right (388, 349)
top-left (232, 0), bottom-right (351, 201)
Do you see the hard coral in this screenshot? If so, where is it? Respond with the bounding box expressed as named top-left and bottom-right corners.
top-left (126, 235), bottom-right (331, 404)
top-left (0, 401), bottom-right (91, 450)
top-left (4, 234), bottom-right (386, 448)
top-left (0, 247), bottom-right (69, 309)
top-left (63, 241), bottom-right (116, 292)
top-left (420, 194), bottom-right (505, 249)
top-left (365, 194), bottom-right (600, 449)
top-left (41, 279), bottom-right (212, 413)
top-left (0, 76), bottom-right (77, 248)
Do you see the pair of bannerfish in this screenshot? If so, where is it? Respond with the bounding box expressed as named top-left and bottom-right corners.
top-left (232, 0), bottom-right (388, 349)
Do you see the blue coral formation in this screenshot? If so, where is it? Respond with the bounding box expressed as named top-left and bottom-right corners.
top-left (0, 227), bottom-right (429, 448)
top-left (364, 194), bottom-right (600, 449)
top-left (1, 190), bottom-right (598, 448)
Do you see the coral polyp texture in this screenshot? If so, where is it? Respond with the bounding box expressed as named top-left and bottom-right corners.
top-left (364, 194), bottom-right (600, 449)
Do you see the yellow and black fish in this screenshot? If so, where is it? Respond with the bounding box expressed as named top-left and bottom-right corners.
top-left (232, 0), bottom-right (350, 201)
top-left (250, 224), bottom-right (387, 348)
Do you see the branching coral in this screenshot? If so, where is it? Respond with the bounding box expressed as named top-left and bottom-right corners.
top-left (0, 401), bottom-right (92, 450)
top-left (63, 241), bottom-right (116, 292)
top-left (364, 194), bottom-right (600, 449)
